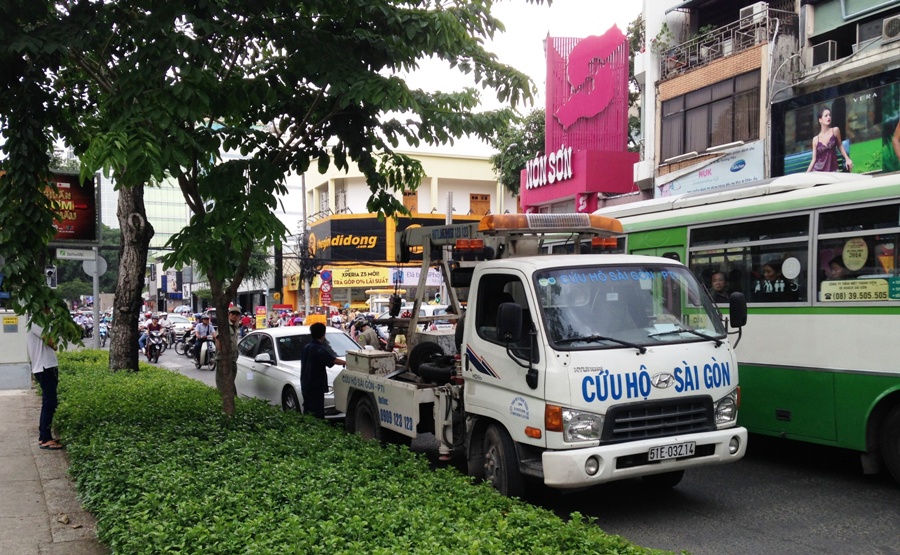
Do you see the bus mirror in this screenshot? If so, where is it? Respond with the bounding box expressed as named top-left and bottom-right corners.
top-left (497, 303), bottom-right (523, 342)
top-left (728, 292), bottom-right (747, 328)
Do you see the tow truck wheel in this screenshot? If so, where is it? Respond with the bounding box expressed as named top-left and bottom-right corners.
top-left (483, 424), bottom-right (524, 498)
top-left (641, 470), bottom-right (684, 489)
top-left (347, 395), bottom-right (382, 442)
top-left (880, 405), bottom-right (900, 484)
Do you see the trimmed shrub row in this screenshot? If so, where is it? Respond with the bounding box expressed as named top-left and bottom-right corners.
top-left (54, 350), bottom-right (672, 555)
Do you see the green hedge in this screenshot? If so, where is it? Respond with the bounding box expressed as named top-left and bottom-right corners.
top-left (54, 351), bottom-right (673, 555)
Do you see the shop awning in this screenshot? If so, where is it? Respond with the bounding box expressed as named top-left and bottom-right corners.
top-left (665, 0), bottom-right (720, 14)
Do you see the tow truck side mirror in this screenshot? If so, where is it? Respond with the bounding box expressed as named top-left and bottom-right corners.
top-left (496, 303), bottom-right (523, 342)
top-left (728, 292), bottom-right (747, 328)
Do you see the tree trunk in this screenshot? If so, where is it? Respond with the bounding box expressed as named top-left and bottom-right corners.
top-left (210, 278), bottom-right (238, 415)
top-left (108, 184), bottom-right (154, 371)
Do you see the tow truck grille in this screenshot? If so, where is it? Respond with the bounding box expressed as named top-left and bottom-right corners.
top-left (602, 396), bottom-right (714, 442)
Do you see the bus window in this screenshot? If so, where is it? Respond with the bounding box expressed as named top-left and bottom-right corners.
top-left (689, 244), bottom-right (807, 304)
top-left (816, 203), bottom-right (900, 303)
top-left (688, 216), bottom-right (809, 304)
top-left (816, 234), bottom-right (899, 302)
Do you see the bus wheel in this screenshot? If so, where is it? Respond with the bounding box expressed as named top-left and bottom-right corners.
top-left (347, 395), bottom-right (382, 442)
top-left (880, 406), bottom-right (900, 484)
top-left (642, 470), bottom-right (685, 489)
top-left (483, 424), bottom-right (524, 498)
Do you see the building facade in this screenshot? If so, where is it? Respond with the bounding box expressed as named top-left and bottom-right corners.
top-left (635, 0), bottom-right (900, 196)
top-left (278, 151), bottom-right (511, 312)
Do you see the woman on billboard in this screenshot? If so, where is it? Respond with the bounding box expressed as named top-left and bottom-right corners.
top-left (807, 107), bottom-right (853, 172)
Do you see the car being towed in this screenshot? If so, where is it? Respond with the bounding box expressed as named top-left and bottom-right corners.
top-left (235, 326), bottom-right (359, 419)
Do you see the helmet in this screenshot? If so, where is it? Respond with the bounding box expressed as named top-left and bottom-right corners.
top-left (353, 318), bottom-right (368, 329)
top-left (145, 312), bottom-right (152, 317)
top-left (201, 314), bottom-right (210, 320)
top-left (228, 306), bottom-right (241, 315)
top-left (151, 314), bottom-right (159, 320)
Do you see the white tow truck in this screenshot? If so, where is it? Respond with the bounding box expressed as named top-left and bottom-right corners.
top-left (333, 213), bottom-right (749, 496)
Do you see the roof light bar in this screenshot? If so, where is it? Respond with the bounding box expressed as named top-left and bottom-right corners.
top-left (478, 213), bottom-right (623, 235)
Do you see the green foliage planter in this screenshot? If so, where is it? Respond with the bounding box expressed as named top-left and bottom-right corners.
top-left (54, 351), bottom-right (672, 555)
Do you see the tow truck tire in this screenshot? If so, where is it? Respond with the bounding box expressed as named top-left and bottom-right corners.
top-left (641, 470), bottom-right (685, 489)
top-left (418, 361), bottom-right (453, 385)
top-left (880, 405), bottom-right (900, 484)
top-left (483, 424), bottom-right (524, 498)
top-left (347, 395), bottom-right (382, 442)
top-left (408, 342), bottom-right (444, 375)
top-left (282, 387), bottom-right (301, 412)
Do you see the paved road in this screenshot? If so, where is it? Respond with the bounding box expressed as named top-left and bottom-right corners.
top-left (521, 436), bottom-right (900, 555)
top-left (152, 345), bottom-right (900, 555)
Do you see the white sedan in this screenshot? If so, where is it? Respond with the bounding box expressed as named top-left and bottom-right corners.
top-left (235, 326), bottom-right (359, 419)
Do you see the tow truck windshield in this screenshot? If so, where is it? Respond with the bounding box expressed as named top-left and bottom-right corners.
top-left (536, 264), bottom-right (726, 350)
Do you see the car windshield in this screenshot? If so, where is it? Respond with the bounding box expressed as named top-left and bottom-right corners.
top-left (535, 264), bottom-right (726, 350)
top-left (276, 332), bottom-right (359, 362)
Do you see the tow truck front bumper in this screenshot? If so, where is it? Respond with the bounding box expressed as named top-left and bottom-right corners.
top-left (542, 426), bottom-right (747, 488)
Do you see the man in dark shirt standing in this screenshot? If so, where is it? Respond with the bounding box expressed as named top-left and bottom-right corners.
top-left (300, 323), bottom-right (345, 419)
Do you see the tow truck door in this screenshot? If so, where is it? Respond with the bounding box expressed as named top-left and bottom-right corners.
top-left (462, 270), bottom-right (546, 428)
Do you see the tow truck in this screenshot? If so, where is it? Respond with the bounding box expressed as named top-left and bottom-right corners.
top-left (333, 213), bottom-right (748, 496)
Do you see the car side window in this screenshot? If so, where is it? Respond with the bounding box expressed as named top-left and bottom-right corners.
top-left (258, 336), bottom-right (276, 362)
top-left (237, 335), bottom-right (260, 358)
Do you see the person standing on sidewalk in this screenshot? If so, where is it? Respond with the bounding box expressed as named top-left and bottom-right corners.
top-left (27, 308), bottom-right (63, 450)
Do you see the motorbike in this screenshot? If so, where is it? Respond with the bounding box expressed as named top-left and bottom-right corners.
top-left (194, 335), bottom-right (217, 371)
top-left (146, 330), bottom-right (165, 363)
top-left (99, 322), bottom-right (108, 348)
top-left (174, 329), bottom-right (194, 356)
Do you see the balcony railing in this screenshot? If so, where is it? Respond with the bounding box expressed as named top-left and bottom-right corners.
top-left (658, 9), bottom-right (797, 80)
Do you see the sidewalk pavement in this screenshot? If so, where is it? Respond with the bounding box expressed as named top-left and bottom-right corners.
top-left (0, 389), bottom-right (108, 555)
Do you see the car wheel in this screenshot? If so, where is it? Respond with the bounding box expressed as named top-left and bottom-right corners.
top-left (483, 424), bottom-right (524, 498)
top-left (880, 406), bottom-right (900, 484)
top-left (641, 470), bottom-right (685, 489)
top-left (347, 395), bottom-right (381, 441)
top-left (282, 387), bottom-right (301, 412)
top-left (408, 342), bottom-right (444, 375)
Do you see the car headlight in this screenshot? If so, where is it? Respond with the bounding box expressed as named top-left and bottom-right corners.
top-left (562, 408), bottom-right (604, 442)
top-left (714, 389), bottom-right (738, 425)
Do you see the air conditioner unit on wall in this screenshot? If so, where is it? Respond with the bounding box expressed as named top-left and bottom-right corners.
top-left (812, 40), bottom-right (838, 66)
top-left (740, 2), bottom-right (768, 25)
top-left (884, 15), bottom-right (900, 44)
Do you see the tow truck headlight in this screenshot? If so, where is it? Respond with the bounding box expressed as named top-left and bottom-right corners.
top-left (714, 389), bottom-right (738, 425)
top-left (562, 409), bottom-right (604, 442)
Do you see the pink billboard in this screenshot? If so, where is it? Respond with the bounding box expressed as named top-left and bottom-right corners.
top-left (521, 26), bottom-right (638, 212)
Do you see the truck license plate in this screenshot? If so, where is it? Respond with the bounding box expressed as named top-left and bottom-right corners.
top-left (648, 441), bottom-right (696, 461)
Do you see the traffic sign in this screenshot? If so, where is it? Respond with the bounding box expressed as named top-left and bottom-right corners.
top-left (57, 248), bottom-right (94, 260)
top-left (83, 256), bottom-right (108, 276)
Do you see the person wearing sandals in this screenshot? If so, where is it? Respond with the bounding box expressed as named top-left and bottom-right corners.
top-left (27, 308), bottom-right (63, 450)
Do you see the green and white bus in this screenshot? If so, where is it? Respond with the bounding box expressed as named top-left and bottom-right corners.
top-left (594, 172), bottom-right (900, 483)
